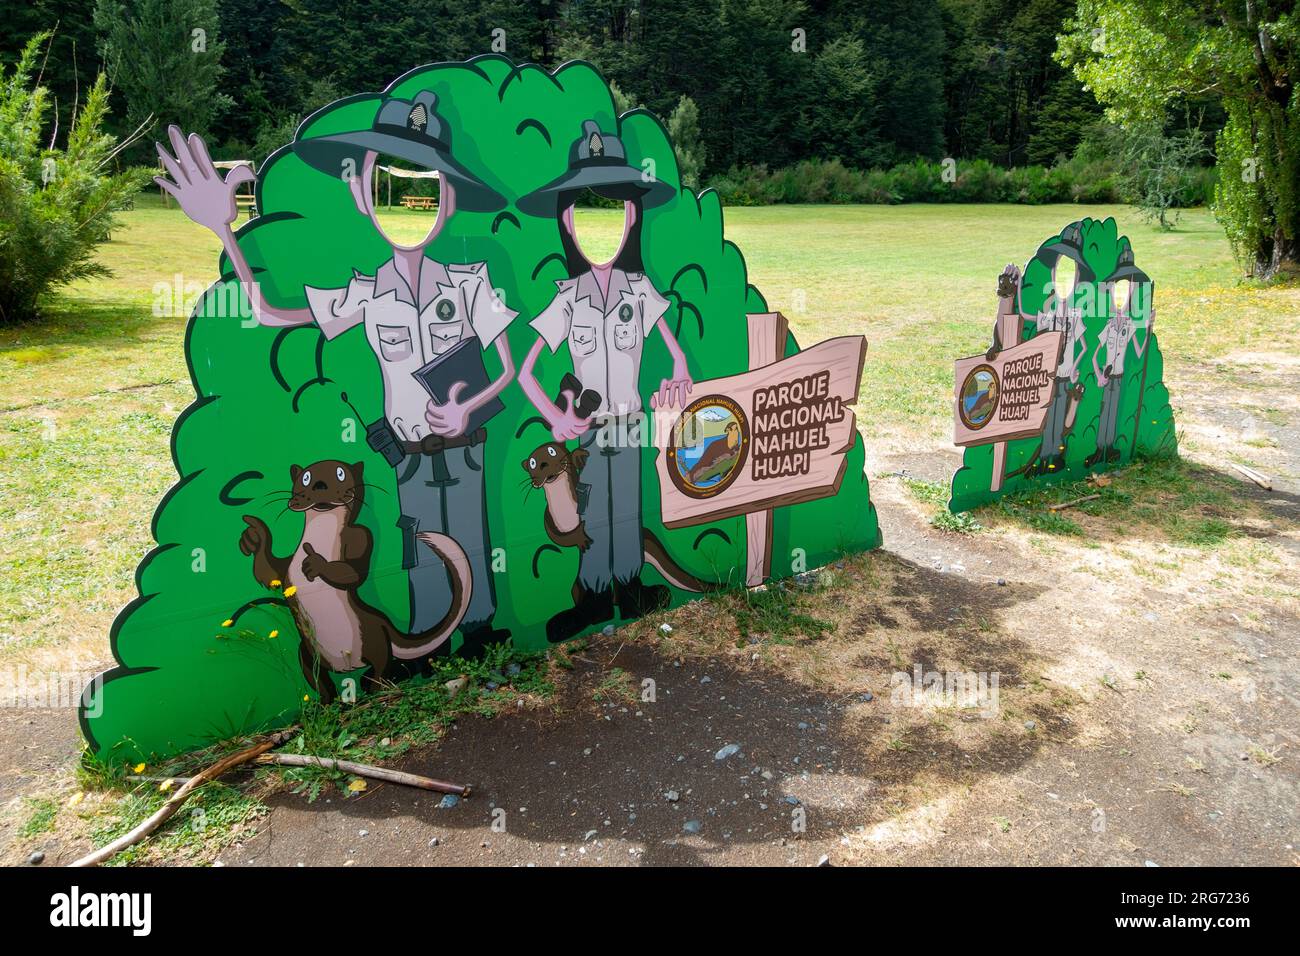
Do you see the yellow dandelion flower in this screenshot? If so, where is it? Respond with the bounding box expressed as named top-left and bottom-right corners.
top-left (283, 585), bottom-right (298, 598)
top-left (270, 579), bottom-right (282, 588)
top-left (159, 778), bottom-right (175, 793)
top-left (347, 778), bottom-right (368, 793)
top-left (132, 763), bottom-right (146, 774)
top-left (269, 630), bottom-right (279, 639)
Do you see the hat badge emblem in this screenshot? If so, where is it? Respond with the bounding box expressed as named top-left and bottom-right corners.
top-left (588, 132), bottom-right (604, 157)
top-left (408, 103), bottom-right (428, 133)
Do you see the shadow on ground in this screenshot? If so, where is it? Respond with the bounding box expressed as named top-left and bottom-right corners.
top-left (221, 554), bottom-right (1064, 866)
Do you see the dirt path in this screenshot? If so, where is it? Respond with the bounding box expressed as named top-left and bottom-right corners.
top-left (212, 435), bottom-right (1297, 867)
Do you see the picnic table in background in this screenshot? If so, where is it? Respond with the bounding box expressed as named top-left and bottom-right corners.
top-left (379, 164), bottom-right (439, 209)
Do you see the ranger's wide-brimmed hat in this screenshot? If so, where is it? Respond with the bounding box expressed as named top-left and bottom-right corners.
top-left (1105, 246), bottom-right (1150, 284)
top-left (519, 119), bottom-right (675, 215)
top-left (293, 91), bottom-right (504, 212)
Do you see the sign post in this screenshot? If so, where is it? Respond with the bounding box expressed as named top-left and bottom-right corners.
top-left (653, 325), bottom-right (866, 582)
top-left (744, 312), bottom-right (788, 585)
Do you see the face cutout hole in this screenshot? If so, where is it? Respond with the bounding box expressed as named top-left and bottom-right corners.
top-left (567, 190), bottom-right (632, 266)
top-left (1053, 256), bottom-right (1078, 304)
top-left (365, 153), bottom-right (445, 247)
top-left (1111, 278), bottom-right (1131, 312)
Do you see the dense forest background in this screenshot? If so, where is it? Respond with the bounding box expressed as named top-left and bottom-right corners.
top-left (1, 0), bottom-right (1223, 191)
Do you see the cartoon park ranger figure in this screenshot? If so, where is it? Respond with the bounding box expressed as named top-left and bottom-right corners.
top-left (1087, 250), bottom-right (1153, 467)
top-left (153, 91), bottom-right (518, 657)
top-left (516, 120), bottom-right (693, 642)
top-left (1014, 224), bottom-right (1090, 476)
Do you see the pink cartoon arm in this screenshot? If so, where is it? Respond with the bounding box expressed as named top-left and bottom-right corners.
top-left (650, 316), bottom-right (694, 410)
top-left (518, 338), bottom-right (591, 441)
top-left (426, 337), bottom-right (516, 437)
top-left (154, 125), bottom-right (311, 328)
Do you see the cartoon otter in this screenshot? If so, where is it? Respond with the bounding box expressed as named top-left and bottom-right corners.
top-left (686, 421), bottom-right (742, 485)
top-left (522, 442), bottom-right (721, 595)
top-left (238, 459), bottom-right (470, 701)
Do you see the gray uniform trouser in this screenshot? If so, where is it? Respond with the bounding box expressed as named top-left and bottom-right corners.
top-left (577, 414), bottom-right (645, 593)
top-left (396, 442), bottom-right (496, 632)
top-left (1039, 377), bottom-right (1071, 459)
top-left (1096, 375), bottom-right (1123, 450)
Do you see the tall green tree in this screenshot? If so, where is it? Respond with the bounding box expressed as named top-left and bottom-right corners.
top-left (93, 0), bottom-right (231, 148)
top-left (1059, 0), bottom-right (1298, 277)
top-left (0, 33), bottom-right (148, 323)
top-left (798, 35), bottom-right (876, 166)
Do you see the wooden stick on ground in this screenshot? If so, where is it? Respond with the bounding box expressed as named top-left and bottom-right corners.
top-left (258, 753), bottom-right (470, 797)
top-left (71, 729), bottom-right (297, 868)
top-left (1231, 463), bottom-right (1273, 490)
top-left (1048, 493), bottom-right (1101, 512)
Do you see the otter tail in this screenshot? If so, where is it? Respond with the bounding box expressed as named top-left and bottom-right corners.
top-left (642, 529), bottom-right (724, 593)
top-left (389, 532), bottom-right (472, 660)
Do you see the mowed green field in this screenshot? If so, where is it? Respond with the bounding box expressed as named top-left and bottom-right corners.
top-left (0, 196), bottom-right (1286, 668)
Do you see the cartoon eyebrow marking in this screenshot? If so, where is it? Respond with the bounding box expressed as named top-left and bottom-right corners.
top-left (692, 527), bottom-right (732, 550)
top-left (219, 471), bottom-right (264, 507)
top-left (492, 211), bottom-right (520, 234)
top-left (531, 544), bottom-right (562, 577)
top-left (515, 118), bottom-right (551, 146)
top-left (531, 252), bottom-right (567, 281)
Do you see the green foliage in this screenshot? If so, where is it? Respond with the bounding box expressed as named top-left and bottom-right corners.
top-left (1058, 0), bottom-right (1299, 276)
top-left (19, 797), bottom-right (59, 838)
top-left (1114, 119), bottom-right (1212, 230)
top-left (707, 156), bottom-right (1130, 206)
top-left (0, 33), bottom-right (148, 324)
top-left (941, 0), bottom-right (1102, 167)
top-left (93, 0), bottom-right (232, 149)
top-left (81, 57), bottom-right (879, 763)
top-left (667, 95), bottom-right (705, 192)
top-left (730, 581), bottom-right (835, 644)
top-left (799, 35), bottom-right (876, 167)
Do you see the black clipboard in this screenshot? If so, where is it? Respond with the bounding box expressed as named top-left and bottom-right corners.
top-left (412, 339), bottom-right (504, 434)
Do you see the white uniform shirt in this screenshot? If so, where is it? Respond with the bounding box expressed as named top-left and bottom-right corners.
top-left (305, 259), bottom-right (517, 442)
top-left (1098, 311), bottom-right (1139, 378)
top-left (1035, 304), bottom-right (1085, 378)
top-left (529, 268), bottom-right (671, 418)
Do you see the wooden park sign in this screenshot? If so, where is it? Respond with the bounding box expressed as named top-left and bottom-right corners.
top-left (653, 313), bottom-right (866, 583)
top-left (953, 284), bottom-right (1064, 492)
top-left (953, 334), bottom-right (1064, 445)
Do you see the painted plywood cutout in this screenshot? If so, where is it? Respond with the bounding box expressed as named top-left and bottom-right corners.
top-left (948, 220), bottom-right (1177, 513)
top-left (80, 57), bottom-right (880, 762)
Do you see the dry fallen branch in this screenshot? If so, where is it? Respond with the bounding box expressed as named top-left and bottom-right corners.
top-left (71, 729), bottom-right (298, 868)
top-left (257, 753), bottom-right (470, 797)
top-left (1231, 463), bottom-right (1273, 490)
top-left (1048, 494), bottom-right (1101, 512)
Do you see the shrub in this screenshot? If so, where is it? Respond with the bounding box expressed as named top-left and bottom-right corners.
top-left (705, 154), bottom-right (1132, 207)
top-left (0, 33), bottom-right (147, 324)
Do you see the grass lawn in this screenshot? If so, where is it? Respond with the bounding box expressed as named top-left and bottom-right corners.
top-left (0, 196), bottom-right (1293, 667)
top-left (4, 195), bottom-right (1299, 867)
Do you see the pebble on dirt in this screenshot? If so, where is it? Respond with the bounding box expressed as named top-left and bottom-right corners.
top-left (27, 851), bottom-right (44, 865)
top-left (683, 820), bottom-right (703, 834)
top-left (715, 743), bottom-right (741, 760)
top-left (438, 795), bottom-right (459, 809)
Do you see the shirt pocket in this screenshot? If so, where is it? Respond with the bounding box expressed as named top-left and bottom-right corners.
top-left (376, 324), bottom-right (413, 363)
top-left (570, 324), bottom-right (597, 357)
top-left (613, 320), bottom-right (638, 352)
top-left (428, 322), bottom-right (462, 352)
